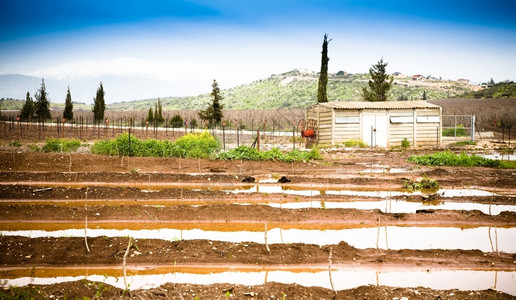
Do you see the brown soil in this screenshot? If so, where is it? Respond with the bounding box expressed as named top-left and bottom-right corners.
top-left (0, 150), bottom-right (515, 299)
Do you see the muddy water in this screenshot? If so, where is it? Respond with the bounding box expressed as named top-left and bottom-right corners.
top-left (2, 226), bottom-right (515, 252)
top-left (264, 199), bottom-right (516, 215)
top-left (2, 268), bottom-right (515, 295)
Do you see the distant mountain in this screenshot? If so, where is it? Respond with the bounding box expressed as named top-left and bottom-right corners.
top-left (1, 70), bottom-right (483, 111)
top-left (0, 73), bottom-right (177, 104)
top-left (108, 70), bottom-right (482, 111)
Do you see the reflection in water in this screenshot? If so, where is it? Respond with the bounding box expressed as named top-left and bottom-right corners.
top-left (264, 199), bottom-right (515, 215)
top-left (2, 269), bottom-right (515, 295)
top-left (2, 226), bottom-right (515, 252)
top-left (228, 186), bottom-right (504, 198)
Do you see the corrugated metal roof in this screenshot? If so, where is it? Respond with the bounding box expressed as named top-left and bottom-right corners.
top-left (317, 100), bottom-right (440, 110)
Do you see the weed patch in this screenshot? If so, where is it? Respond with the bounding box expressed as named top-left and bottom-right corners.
top-left (42, 138), bottom-right (81, 152)
top-left (403, 177), bottom-right (440, 193)
top-left (344, 139), bottom-right (367, 148)
top-left (9, 140), bottom-right (21, 147)
top-left (217, 145), bottom-right (321, 162)
top-left (442, 125), bottom-right (467, 137)
top-left (91, 131), bottom-right (219, 158)
top-left (408, 150), bottom-right (515, 168)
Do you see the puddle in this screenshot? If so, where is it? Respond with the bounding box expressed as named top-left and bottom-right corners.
top-left (2, 268), bottom-right (514, 295)
top-left (2, 226), bottom-right (514, 252)
top-left (228, 186), bottom-right (505, 198)
top-left (480, 153), bottom-right (516, 161)
top-left (265, 200), bottom-right (516, 215)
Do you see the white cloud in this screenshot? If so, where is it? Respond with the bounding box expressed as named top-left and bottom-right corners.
top-left (33, 57), bottom-right (209, 82)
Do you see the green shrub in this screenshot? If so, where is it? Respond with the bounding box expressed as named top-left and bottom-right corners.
top-left (9, 140), bottom-right (22, 147)
top-left (401, 138), bottom-right (410, 149)
top-left (216, 146), bottom-right (321, 162)
top-left (91, 131), bottom-right (218, 158)
top-left (407, 150), bottom-right (513, 168)
top-left (403, 177), bottom-right (440, 193)
top-left (171, 131), bottom-right (219, 158)
top-left (442, 124), bottom-right (467, 137)
top-left (344, 139), bottom-right (367, 148)
top-left (28, 144), bottom-right (40, 152)
top-left (42, 138), bottom-right (81, 152)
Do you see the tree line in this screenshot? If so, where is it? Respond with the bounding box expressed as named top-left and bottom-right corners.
top-left (19, 79), bottom-right (106, 124)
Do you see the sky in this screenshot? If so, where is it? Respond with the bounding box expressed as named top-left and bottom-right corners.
top-left (1, 0), bottom-right (515, 103)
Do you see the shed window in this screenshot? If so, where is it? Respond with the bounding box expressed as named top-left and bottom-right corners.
top-left (335, 116), bottom-right (359, 124)
top-left (390, 116), bottom-right (413, 123)
top-left (417, 116), bottom-right (440, 123)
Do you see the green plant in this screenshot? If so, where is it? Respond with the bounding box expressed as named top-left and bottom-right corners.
top-left (91, 131), bottom-right (219, 158)
top-left (42, 138), bottom-right (81, 152)
top-left (408, 150), bottom-right (515, 168)
top-left (0, 285), bottom-right (41, 299)
top-left (402, 177), bottom-right (439, 193)
top-left (28, 144), bottom-right (40, 152)
top-left (442, 124), bottom-right (467, 137)
top-left (9, 140), bottom-right (21, 147)
top-left (216, 146), bottom-right (321, 162)
top-left (344, 139), bottom-right (367, 148)
top-left (401, 138), bottom-right (410, 149)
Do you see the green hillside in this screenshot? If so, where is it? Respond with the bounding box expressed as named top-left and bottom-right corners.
top-left (108, 70), bottom-right (479, 111)
top-left (459, 81), bottom-right (516, 98)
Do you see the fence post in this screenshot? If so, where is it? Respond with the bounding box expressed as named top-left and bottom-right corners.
top-left (222, 122), bottom-right (226, 151)
top-left (470, 115), bottom-right (475, 142)
top-left (454, 116), bottom-right (457, 139)
top-left (257, 129), bottom-right (260, 151)
top-left (293, 125), bottom-right (296, 150)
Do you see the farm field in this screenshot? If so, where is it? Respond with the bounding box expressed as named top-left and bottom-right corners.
top-left (0, 144), bottom-right (515, 299)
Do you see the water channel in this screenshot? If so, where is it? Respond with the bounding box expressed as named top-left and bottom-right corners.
top-left (2, 226), bottom-right (514, 252)
top-left (2, 268), bottom-right (515, 295)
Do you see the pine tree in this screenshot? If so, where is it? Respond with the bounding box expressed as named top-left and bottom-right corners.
top-left (362, 58), bottom-right (393, 102)
top-left (489, 78), bottom-right (495, 85)
top-left (35, 79), bottom-right (51, 121)
top-left (20, 91), bottom-right (35, 121)
top-left (317, 34), bottom-right (331, 103)
top-left (63, 86), bottom-right (73, 120)
top-left (170, 114), bottom-right (183, 128)
top-left (146, 107), bottom-right (154, 123)
top-left (198, 79), bottom-right (224, 127)
top-left (92, 82), bottom-right (105, 124)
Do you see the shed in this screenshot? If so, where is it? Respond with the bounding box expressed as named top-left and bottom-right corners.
top-left (306, 101), bottom-right (442, 148)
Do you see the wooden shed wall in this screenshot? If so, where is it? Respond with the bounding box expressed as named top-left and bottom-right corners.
top-left (333, 110), bottom-right (361, 144)
top-left (307, 104), bottom-right (441, 148)
top-left (317, 106), bottom-right (333, 145)
top-left (414, 108), bottom-right (441, 147)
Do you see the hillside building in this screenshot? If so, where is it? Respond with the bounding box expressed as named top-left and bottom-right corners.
top-left (306, 101), bottom-right (442, 148)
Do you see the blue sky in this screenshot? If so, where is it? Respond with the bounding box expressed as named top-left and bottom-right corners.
top-left (1, 0), bottom-right (515, 103)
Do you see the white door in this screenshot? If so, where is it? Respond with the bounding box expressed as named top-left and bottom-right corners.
top-left (362, 114), bottom-right (388, 148)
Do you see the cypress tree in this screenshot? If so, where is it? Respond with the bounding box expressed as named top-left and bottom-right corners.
top-left (63, 86), bottom-right (74, 120)
top-left (35, 79), bottom-right (51, 121)
top-left (157, 98), bottom-right (164, 123)
top-left (422, 90), bottom-right (427, 100)
top-left (146, 107), bottom-right (154, 123)
top-left (20, 91), bottom-right (35, 121)
top-left (362, 58), bottom-right (393, 102)
top-left (317, 34), bottom-right (331, 103)
top-left (92, 82), bottom-right (105, 124)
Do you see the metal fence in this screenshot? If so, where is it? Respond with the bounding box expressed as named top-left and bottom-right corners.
top-left (442, 115), bottom-right (475, 141)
